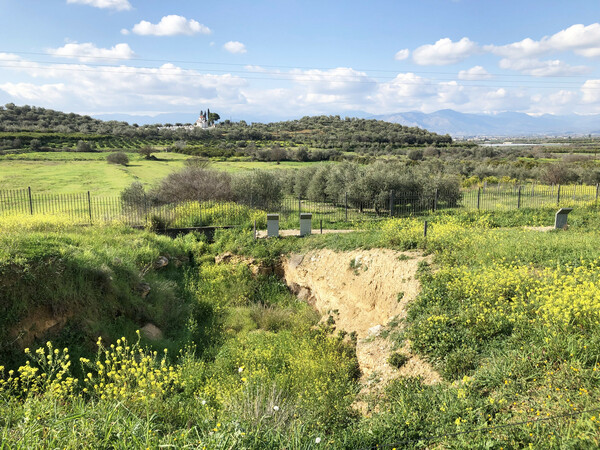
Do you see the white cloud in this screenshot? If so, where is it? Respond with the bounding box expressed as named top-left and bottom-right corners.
top-left (498, 58), bottom-right (588, 77)
top-left (394, 49), bottom-right (410, 61)
top-left (458, 66), bottom-right (492, 80)
top-left (290, 67), bottom-right (376, 96)
top-left (413, 37), bottom-right (479, 65)
top-left (131, 15), bottom-right (211, 36)
top-left (375, 73), bottom-right (437, 111)
top-left (0, 82), bottom-right (68, 102)
top-left (487, 23), bottom-right (600, 59)
top-left (244, 65), bottom-right (267, 73)
top-left (0, 57), bottom-right (248, 113)
top-left (581, 79), bottom-right (600, 103)
top-left (6, 50), bottom-right (600, 119)
top-left (223, 41), bottom-right (247, 54)
top-left (47, 43), bottom-right (134, 62)
top-left (66, 0), bottom-right (131, 11)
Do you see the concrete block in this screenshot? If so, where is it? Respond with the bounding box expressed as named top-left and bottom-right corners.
top-left (267, 214), bottom-right (279, 238)
top-left (299, 213), bottom-right (312, 237)
top-left (555, 208), bottom-right (573, 229)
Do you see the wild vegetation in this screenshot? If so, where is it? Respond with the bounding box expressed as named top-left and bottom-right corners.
top-left (1, 207), bottom-right (600, 447)
top-left (2, 103), bottom-right (600, 446)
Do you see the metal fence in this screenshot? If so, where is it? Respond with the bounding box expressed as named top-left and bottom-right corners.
top-left (1, 184), bottom-right (599, 228)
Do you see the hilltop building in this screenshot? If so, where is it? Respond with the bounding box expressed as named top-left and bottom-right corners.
top-left (158, 108), bottom-right (218, 131)
top-left (195, 110), bottom-right (209, 129)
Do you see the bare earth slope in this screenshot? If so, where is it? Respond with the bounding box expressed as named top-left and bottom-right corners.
top-left (282, 249), bottom-right (440, 390)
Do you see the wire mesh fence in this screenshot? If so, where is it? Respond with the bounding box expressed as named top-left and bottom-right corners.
top-left (1, 184), bottom-right (598, 228)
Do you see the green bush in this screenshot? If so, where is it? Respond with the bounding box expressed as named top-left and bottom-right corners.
top-left (106, 151), bottom-right (129, 165)
top-left (388, 352), bottom-right (409, 369)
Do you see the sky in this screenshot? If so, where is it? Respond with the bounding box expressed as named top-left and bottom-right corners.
top-left (2, 0), bottom-right (600, 122)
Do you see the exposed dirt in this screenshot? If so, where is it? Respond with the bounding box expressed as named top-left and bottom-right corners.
top-left (9, 306), bottom-right (72, 348)
top-left (215, 251), bottom-right (283, 277)
top-left (524, 226), bottom-right (555, 232)
top-left (282, 248), bottom-right (441, 399)
top-left (256, 229), bottom-right (356, 238)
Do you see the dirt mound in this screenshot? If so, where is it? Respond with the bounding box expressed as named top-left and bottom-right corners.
top-left (283, 249), bottom-right (440, 394)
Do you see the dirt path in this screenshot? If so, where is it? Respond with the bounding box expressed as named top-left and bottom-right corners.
top-left (282, 248), bottom-right (441, 396)
top-left (256, 229), bottom-right (356, 238)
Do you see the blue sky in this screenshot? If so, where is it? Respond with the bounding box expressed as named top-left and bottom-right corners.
top-left (2, 0), bottom-right (600, 121)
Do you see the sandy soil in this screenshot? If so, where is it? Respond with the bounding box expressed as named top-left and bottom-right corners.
top-left (282, 248), bottom-right (441, 394)
top-left (524, 226), bottom-right (555, 232)
top-left (256, 229), bottom-right (356, 238)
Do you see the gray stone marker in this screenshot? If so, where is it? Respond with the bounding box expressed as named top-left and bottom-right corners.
top-left (266, 214), bottom-right (279, 238)
top-left (299, 213), bottom-right (312, 237)
top-left (555, 208), bottom-right (573, 229)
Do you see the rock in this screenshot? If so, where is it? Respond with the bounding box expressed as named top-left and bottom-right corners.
top-left (251, 264), bottom-right (273, 276)
top-left (136, 282), bottom-right (151, 298)
top-left (140, 323), bottom-right (163, 341)
top-left (154, 256), bottom-right (169, 269)
top-left (297, 286), bottom-right (312, 301)
top-left (215, 252), bottom-right (234, 264)
top-left (288, 254), bottom-right (305, 269)
top-left (368, 325), bottom-right (382, 337)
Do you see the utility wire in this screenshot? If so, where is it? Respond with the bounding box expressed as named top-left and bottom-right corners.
top-left (1, 63), bottom-right (599, 90)
top-left (0, 57), bottom-right (593, 86)
top-left (357, 406), bottom-right (600, 450)
top-left (0, 49), bottom-right (595, 79)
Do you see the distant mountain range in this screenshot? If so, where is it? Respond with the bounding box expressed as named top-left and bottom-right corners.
top-left (371, 109), bottom-right (600, 138)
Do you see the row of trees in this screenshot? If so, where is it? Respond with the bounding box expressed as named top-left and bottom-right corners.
top-left (121, 161), bottom-right (461, 212)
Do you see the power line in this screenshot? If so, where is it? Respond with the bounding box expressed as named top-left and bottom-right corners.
top-left (1, 62), bottom-right (599, 90)
top-left (0, 49), bottom-right (595, 79)
top-left (0, 57), bottom-right (593, 87)
top-left (357, 406), bottom-right (600, 449)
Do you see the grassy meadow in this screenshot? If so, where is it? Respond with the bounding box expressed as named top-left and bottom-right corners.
top-left (0, 150), bottom-right (333, 195)
top-left (1, 207), bottom-right (600, 447)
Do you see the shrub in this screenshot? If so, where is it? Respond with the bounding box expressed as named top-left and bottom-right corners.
top-left (231, 170), bottom-right (283, 209)
top-left (29, 138), bottom-right (41, 151)
top-left (107, 152), bottom-right (129, 165)
top-left (151, 167), bottom-right (233, 204)
top-left (76, 140), bottom-right (93, 152)
top-left (407, 149), bottom-right (424, 161)
top-left (121, 181), bottom-right (147, 209)
top-left (388, 352), bottom-right (409, 369)
top-left (139, 145), bottom-right (156, 159)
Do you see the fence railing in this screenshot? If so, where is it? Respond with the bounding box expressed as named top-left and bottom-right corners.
top-left (1, 184), bottom-right (599, 228)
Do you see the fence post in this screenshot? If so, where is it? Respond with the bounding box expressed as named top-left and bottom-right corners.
top-left (143, 193), bottom-right (148, 221)
top-left (477, 187), bottom-right (481, 210)
top-left (389, 190), bottom-right (394, 217)
top-left (345, 192), bottom-right (348, 222)
top-left (557, 184), bottom-right (561, 206)
top-left (596, 183), bottom-right (599, 206)
top-left (27, 186), bottom-right (33, 215)
top-left (298, 195), bottom-right (301, 223)
top-left (434, 189), bottom-right (439, 212)
top-left (87, 191), bottom-right (92, 223)
top-left (517, 186), bottom-right (522, 209)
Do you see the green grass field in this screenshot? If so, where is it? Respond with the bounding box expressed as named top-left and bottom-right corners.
top-left (0, 152), bottom-right (329, 195)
